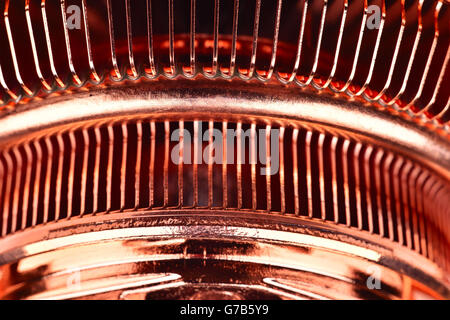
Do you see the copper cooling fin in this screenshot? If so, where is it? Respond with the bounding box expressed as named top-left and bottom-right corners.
top-left (0, 0), bottom-right (448, 300)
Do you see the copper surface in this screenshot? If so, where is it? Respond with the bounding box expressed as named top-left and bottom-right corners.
top-left (0, 0), bottom-right (449, 300)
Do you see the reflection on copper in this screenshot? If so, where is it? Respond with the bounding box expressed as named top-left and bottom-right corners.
top-left (0, 0), bottom-right (449, 300)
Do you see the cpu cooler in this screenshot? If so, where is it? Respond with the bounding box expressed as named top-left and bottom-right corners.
top-left (0, 0), bottom-right (449, 300)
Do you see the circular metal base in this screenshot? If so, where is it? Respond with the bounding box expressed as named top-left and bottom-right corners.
top-left (0, 210), bottom-right (447, 300)
top-left (0, 79), bottom-right (449, 300)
